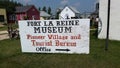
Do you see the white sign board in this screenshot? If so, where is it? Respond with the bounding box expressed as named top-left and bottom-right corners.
top-left (18, 19), bottom-right (90, 54)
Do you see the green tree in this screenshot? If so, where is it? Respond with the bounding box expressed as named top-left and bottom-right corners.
top-left (42, 6), bottom-right (47, 12)
top-left (0, 0), bottom-right (22, 14)
top-left (48, 7), bottom-right (51, 15)
top-left (38, 7), bottom-right (41, 11)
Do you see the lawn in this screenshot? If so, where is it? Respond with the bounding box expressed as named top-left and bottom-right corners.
top-left (0, 25), bottom-right (8, 31)
top-left (0, 33), bottom-right (120, 68)
top-left (0, 24), bottom-right (18, 31)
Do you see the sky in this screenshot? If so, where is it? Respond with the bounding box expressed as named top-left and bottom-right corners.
top-left (14, 0), bottom-right (99, 13)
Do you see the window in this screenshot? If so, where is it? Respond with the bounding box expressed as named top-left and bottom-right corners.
top-left (65, 14), bottom-right (69, 19)
top-left (32, 9), bottom-right (35, 11)
top-left (0, 15), bottom-right (4, 22)
top-left (9, 15), bottom-right (16, 20)
top-left (32, 15), bottom-right (35, 20)
top-left (20, 14), bottom-right (23, 20)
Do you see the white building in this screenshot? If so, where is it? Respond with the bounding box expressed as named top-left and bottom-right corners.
top-left (99, 0), bottom-right (120, 40)
top-left (59, 6), bottom-right (80, 19)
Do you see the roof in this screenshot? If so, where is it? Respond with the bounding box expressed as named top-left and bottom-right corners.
top-left (68, 6), bottom-right (80, 13)
top-left (60, 6), bottom-right (80, 14)
top-left (40, 11), bottom-right (51, 17)
top-left (15, 5), bottom-right (33, 13)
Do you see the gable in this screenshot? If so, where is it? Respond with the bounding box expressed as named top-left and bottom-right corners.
top-left (68, 6), bottom-right (80, 13)
top-left (59, 6), bottom-right (80, 19)
top-left (27, 6), bottom-right (39, 13)
top-left (60, 7), bottom-right (75, 15)
top-left (60, 6), bottom-right (80, 15)
top-left (15, 5), bottom-right (39, 13)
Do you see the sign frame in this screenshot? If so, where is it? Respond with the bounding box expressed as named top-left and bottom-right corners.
top-left (18, 19), bottom-right (90, 54)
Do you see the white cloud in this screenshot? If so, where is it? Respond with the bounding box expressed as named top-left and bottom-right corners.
top-left (61, 0), bottom-right (69, 5)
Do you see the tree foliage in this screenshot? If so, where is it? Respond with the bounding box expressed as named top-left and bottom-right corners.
top-left (42, 6), bottom-right (52, 15)
top-left (48, 7), bottom-right (51, 15)
top-left (0, 0), bottom-right (23, 14)
top-left (42, 6), bottom-right (47, 12)
top-left (38, 7), bottom-right (41, 11)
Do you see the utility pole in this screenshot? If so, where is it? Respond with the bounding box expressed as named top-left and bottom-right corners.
top-left (105, 0), bottom-right (111, 51)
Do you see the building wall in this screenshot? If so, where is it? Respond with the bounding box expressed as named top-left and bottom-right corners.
top-left (40, 17), bottom-right (49, 20)
top-left (8, 14), bottom-right (16, 23)
top-left (40, 17), bottom-right (44, 20)
top-left (99, 0), bottom-right (120, 40)
top-left (16, 6), bottom-right (40, 21)
top-left (16, 13), bottom-right (26, 20)
top-left (27, 6), bottom-right (40, 20)
top-left (59, 7), bottom-right (75, 19)
top-left (0, 8), bottom-right (7, 23)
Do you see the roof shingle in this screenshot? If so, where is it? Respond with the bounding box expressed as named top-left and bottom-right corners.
top-left (40, 11), bottom-right (51, 17)
top-left (15, 5), bottom-right (33, 13)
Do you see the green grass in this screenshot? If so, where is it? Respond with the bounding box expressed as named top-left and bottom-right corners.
top-left (0, 25), bottom-right (8, 31)
top-left (0, 24), bottom-right (18, 31)
top-left (0, 33), bottom-right (120, 68)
